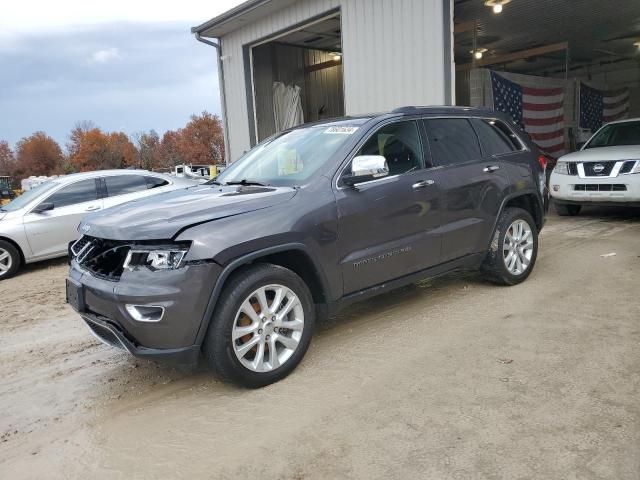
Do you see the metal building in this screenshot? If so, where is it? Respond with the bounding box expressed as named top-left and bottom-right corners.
top-left (192, 0), bottom-right (454, 162)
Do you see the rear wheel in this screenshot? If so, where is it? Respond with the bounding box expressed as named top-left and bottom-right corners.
top-left (482, 207), bottom-right (538, 286)
top-left (555, 202), bottom-right (581, 216)
top-left (0, 240), bottom-right (20, 280)
top-left (202, 264), bottom-right (315, 388)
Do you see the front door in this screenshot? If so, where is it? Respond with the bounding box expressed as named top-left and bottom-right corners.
top-left (423, 118), bottom-right (511, 262)
top-left (23, 178), bottom-right (102, 259)
top-left (334, 120), bottom-right (442, 294)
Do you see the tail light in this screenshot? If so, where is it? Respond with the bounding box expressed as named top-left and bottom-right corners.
top-left (538, 155), bottom-right (548, 171)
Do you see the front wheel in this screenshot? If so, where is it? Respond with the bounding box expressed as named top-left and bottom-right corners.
top-left (482, 207), bottom-right (538, 286)
top-left (202, 263), bottom-right (315, 388)
top-left (0, 240), bottom-right (21, 280)
top-left (555, 202), bottom-right (581, 216)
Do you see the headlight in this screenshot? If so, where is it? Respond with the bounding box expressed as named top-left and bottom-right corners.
top-left (631, 161), bottom-right (640, 174)
top-left (123, 247), bottom-right (188, 271)
top-left (554, 161), bottom-right (571, 175)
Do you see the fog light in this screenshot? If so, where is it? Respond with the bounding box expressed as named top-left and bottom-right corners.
top-left (553, 185), bottom-right (560, 192)
top-left (126, 304), bottom-right (165, 322)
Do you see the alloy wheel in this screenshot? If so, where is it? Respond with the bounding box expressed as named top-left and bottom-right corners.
top-left (0, 248), bottom-right (12, 277)
top-left (503, 219), bottom-right (534, 276)
top-left (232, 284), bottom-right (305, 373)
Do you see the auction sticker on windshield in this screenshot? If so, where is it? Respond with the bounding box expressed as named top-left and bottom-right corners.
top-left (323, 126), bottom-right (358, 135)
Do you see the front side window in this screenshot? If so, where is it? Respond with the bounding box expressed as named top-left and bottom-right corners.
top-left (472, 118), bottom-right (522, 155)
top-left (45, 179), bottom-right (98, 209)
top-left (104, 175), bottom-right (148, 197)
top-left (215, 122), bottom-right (364, 187)
top-left (585, 121), bottom-right (640, 149)
top-left (2, 181), bottom-right (58, 212)
top-left (356, 121), bottom-right (424, 176)
top-left (424, 118), bottom-right (482, 166)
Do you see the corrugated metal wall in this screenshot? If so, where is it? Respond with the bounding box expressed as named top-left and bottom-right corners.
top-left (219, 0), bottom-right (448, 161)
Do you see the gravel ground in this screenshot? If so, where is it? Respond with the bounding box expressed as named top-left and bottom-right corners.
top-left (1, 207), bottom-right (639, 479)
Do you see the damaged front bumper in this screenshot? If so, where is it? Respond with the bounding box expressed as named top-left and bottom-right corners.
top-left (67, 257), bottom-right (221, 366)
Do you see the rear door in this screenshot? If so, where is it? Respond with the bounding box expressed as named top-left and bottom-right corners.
top-left (334, 120), bottom-right (442, 294)
top-left (423, 117), bottom-right (511, 262)
top-left (23, 178), bottom-right (102, 258)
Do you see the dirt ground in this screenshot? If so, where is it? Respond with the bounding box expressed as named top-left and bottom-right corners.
top-left (1, 207), bottom-right (639, 479)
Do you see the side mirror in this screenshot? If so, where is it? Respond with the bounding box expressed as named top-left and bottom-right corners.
top-left (33, 202), bottom-right (54, 214)
top-left (342, 155), bottom-right (389, 186)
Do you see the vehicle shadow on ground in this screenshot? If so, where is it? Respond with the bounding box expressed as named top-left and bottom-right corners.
top-left (20, 256), bottom-right (69, 274)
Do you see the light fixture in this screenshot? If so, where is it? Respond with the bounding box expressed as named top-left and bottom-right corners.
top-left (634, 41), bottom-right (640, 50)
top-left (470, 48), bottom-right (488, 60)
top-left (331, 52), bottom-right (342, 61)
top-left (484, 0), bottom-right (511, 14)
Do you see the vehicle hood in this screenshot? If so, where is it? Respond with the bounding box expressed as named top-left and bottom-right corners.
top-left (560, 145), bottom-right (640, 162)
top-left (81, 184), bottom-right (298, 240)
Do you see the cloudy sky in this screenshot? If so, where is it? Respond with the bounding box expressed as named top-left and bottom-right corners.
top-left (1, 0), bottom-right (243, 149)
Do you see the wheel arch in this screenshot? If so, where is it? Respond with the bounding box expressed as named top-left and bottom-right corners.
top-left (501, 192), bottom-right (544, 230)
top-left (195, 243), bottom-right (330, 346)
top-left (0, 235), bottom-right (25, 266)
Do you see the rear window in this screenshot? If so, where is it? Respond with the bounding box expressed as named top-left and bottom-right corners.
top-left (104, 175), bottom-right (148, 197)
top-left (471, 118), bottom-right (523, 155)
top-left (423, 118), bottom-right (482, 166)
top-left (145, 176), bottom-right (169, 189)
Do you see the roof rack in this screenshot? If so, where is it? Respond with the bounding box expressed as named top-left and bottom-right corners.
top-left (391, 105), bottom-right (494, 114)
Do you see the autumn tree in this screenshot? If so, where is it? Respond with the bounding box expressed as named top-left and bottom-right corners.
top-left (0, 141), bottom-right (16, 176)
top-left (173, 112), bottom-right (225, 166)
top-left (133, 130), bottom-right (161, 170)
top-left (158, 130), bottom-right (184, 168)
top-left (13, 132), bottom-right (64, 179)
top-left (68, 127), bottom-right (137, 171)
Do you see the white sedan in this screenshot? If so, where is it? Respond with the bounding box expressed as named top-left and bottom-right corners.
top-left (550, 118), bottom-right (640, 215)
top-left (0, 170), bottom-right (195, 279)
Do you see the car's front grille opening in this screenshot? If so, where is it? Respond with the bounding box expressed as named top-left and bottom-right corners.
top-left (619, 161), bottom-right (636, 175)
top-left (573, 184), bottom-right (627, 192)
top-left (568, 163), bottom-right (578, 175)
top-left (581, 161), bottom-right (616, 177)
top-left (73, 236), bottom-right (130, 281)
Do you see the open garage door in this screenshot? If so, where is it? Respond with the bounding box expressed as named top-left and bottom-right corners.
top-left (453, 0), bottom-right (640, 157)
top-left (249, 13), bottom-right (345, 143)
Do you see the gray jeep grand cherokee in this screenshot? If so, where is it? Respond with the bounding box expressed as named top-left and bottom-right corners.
top-left (67, 106), bottom-right (548, 387)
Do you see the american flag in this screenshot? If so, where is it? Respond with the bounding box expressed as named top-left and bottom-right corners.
top-left (490, 71), bottom-right (565, 156)
top-left (579, 83), bottom-right (630, 133)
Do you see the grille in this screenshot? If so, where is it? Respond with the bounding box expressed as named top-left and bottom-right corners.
top-left (574, 184), bottom-right (626, 192)
top-left (72, 236), bottom-right (130, 281)
top-left (582, 161), bottom-right (615, 177)
top-left (619, 161), bottom-right (636, 174)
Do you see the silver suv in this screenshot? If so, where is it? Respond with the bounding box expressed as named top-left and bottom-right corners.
top-left (0, 170), bottom-right (194, 279)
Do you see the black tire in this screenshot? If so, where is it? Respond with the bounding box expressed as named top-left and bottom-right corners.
top-left (481, 207), bottom-right (538, 286)
top-left (0, 239), bottom-right (21, 280)
top-left (555, 202), bottom-right (581, 216)
top-left (202, 263), bottom-right (315, 388)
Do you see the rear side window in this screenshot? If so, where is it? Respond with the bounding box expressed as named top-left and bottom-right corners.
top-left (145, 176), bottom-right (169, 189)
top-left (104, 175), bottom-right (148, 197)
top-left (423, 119), bottom-right (481, 166)
top-left (472, 118), bottom-right (522, 155)
top-left (46, 179), bottom-right (98, 208)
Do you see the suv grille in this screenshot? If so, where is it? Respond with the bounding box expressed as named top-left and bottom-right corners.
top-left (574, 184), bottom-right (626, 192)
top-left (582, 161), bottom-right (615, 177)
top-left (71, 236), bottom-right (131, 281)
top-left (619, 161), bottom-right (636, 174)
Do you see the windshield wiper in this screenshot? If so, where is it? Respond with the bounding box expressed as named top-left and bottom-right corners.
top-left (224, 179), bottom-right (269, 187)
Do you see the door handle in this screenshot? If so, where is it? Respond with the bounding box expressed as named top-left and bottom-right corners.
top-left (412, 180), bottom-right (435, 189)
top-left (85, 205), bottom-right (101, 211)
top-left (483, 165), bottom-right (500, 173)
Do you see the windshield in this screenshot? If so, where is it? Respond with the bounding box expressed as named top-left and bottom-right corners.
top-left (585, 121), bottom-right (640, 149)
top-left (214, 124), bottom-right (361, 187)
top-left (1, 181), bottom-right (59, 212)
